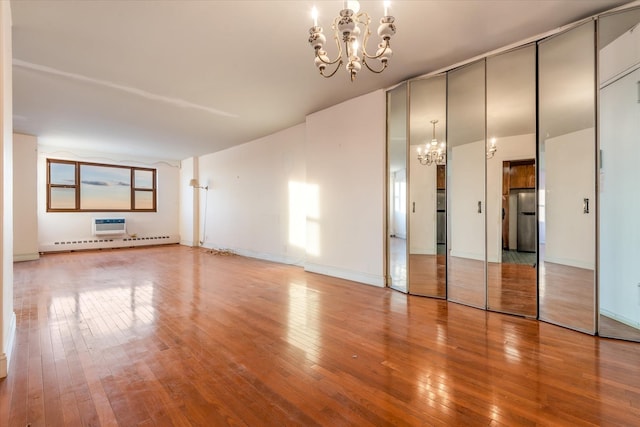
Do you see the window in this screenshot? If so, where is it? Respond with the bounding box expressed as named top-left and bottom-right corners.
top-left (47, 159), bottom-right (156, 212)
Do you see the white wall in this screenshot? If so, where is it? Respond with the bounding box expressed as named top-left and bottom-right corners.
top-left (486, 133), bottom-right (536, 262)
top-left (37, 146), bottom-right (180, 251)
top-left (305, 90), bottom-right (385, 286)
top-left (409, 152), bottom-right (436, 255)
top-left (0, 0), bottom-right (14, 378)
top-left (544, 127), bottom-right (595, 269)
top-left (600, 66), bottom-right (640, 329)
top-left (450, 140), bottom-right (485, 260)
top-left (179, 157), bottom-right (196, 246)
top-left (13, 133), bottom-right (38, 261)
top-left (196, 123), bottom-right (306, 265)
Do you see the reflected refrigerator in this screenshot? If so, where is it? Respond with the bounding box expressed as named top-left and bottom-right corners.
top-left (517, 190), bottom-right (536, 252)
top-left (436, 190), bottom-right (446, 245)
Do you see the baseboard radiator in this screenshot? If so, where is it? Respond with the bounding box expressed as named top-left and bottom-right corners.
top-left (39, 217), bottom-right (180, 253)
top-left (39, 234), bottom-right (180, 253)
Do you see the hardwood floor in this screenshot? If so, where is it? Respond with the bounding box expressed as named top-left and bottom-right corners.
top-left (2, 245), bottom-right (640, 426)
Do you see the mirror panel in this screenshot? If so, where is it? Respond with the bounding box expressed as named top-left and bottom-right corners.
top-left (408, 75), bottom-right (447, 298)
top-left (387, 83), bottom-right (408, 292)
top-left (598, 7), bottom-right (640, 341)
top-left (538, 22), bottom-right (596, 333)
top-left (486, 45), bottom-right (537, 317)
top-left (447, 60), bottom-right (486, 309)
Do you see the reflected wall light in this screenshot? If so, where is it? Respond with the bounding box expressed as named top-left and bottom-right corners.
top-left (486, 138), bottom-right (498, 159)
top-left (189, 178), bottom-right (208, 191)
top-left (308, 1), bottom-right (396, 81)
top-left (417, 120), bottom-right (446, 166)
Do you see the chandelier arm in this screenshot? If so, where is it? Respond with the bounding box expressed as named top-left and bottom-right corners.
top-left (358, 12), bottom-right (375, 59)
top-left (315, 48), bottom-right (343, 66)
top-left (320, 60), bottom-right (344, 78)
top-left (362, 56), bottom-right (388, 74)
top-left (362, 40), bottom-right (391, 60)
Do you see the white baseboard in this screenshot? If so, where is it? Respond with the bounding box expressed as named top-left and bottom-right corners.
top-left (200, 244), bottom-right (306, 267)
top-left (408, 248), bottom-right (436, 255)
top-left (14, 252), bottom-right (40, 262)
top-left (304, 262), bottom-right (385, 288)
top-left (543, 255), bottom-right (594, 270)
top-left (449, 250), bottom-right (484, 261)
top-left (197, 243), bottom-right (384, 288)
top-left (0, 312), bottom-right (16, 378)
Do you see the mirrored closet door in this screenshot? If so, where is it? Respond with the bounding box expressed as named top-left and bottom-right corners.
top-left (387, 83), bottom-right (408, 292)
top-left (538, 21), bottom-right (596, 334)
top-left (408, 75), bottom-right (447, 298)
top-left (486, 45), bottom-right (537, 317)
top-left (447, 60), bottom-right (487, 309)
top-left (598, 6), bottom-right (640, 342)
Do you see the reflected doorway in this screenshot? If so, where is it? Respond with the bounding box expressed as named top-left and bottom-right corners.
top-left (501, 160), bottom-right (536, 262)
top-left (387, 83), bottom-right (408, 293)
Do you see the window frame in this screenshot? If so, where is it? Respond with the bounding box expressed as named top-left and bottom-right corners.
top-left (47, 159), bottom-right (157, 212)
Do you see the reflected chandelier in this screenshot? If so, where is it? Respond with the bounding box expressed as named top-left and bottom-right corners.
top-left (417, 120), bottom-right (446, 166)
top-left (308, 1), bottom-right (396, 81)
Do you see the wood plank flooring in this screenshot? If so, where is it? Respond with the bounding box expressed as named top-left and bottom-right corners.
top-left (2, 245), bottom-right (640, 426)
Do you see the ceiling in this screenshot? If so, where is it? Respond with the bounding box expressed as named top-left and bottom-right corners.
top-left (10, 0), bottom-right (633, 162)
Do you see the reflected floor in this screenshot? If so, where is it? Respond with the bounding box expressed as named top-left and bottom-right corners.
top-left (488, 262), bottom-right (537, 317)
top-left (539, 260), bottom-right (595, 333)
top-left (389, 236), bottom-right (407, 292)
top-left (409, 254), bottom-right (445, 297)
top-left (502, 249), bottom-right (536, 265)
top-left (600, 315), bottom-right (640, 341)
top-left (447, 256), bottom-right (485, 308)
top-left (447, 257), bottom-right (537, 316)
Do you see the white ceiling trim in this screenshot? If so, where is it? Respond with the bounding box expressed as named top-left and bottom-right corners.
top-left (13, 58), bottom-right (240, 119)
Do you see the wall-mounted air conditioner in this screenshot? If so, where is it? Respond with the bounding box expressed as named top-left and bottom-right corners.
top-left (92, 218), bottom-right (126, 236)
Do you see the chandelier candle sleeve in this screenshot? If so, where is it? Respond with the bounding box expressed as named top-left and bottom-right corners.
top-left (308, 1), bottom-right (396, 81)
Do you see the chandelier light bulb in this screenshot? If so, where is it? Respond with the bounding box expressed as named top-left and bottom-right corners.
top-left (347, 1), bottom-right (360, 13)
top-left (312, 6), bottom-right (318, 27)
top-left (384, 1), bottom-right (390, 16)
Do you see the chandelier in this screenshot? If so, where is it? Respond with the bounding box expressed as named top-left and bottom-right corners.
top-left (308, 1), bottom-right (396, 81)
top-left (486, 138), bottom-right (498, 159)
top-left (417, 120), bottom-right (446, 166)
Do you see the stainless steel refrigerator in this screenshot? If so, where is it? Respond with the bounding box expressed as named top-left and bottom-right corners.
top-left (517, 190), bottom-right (536, 252)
